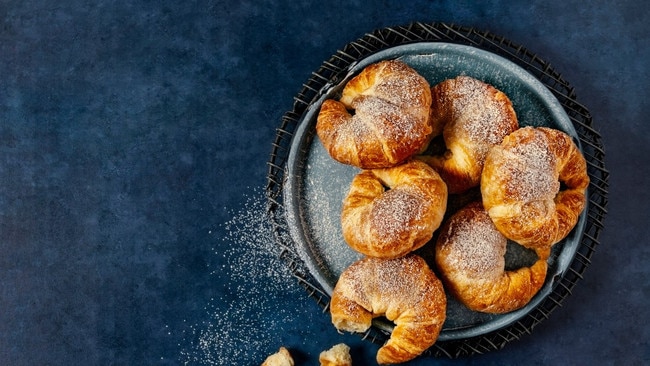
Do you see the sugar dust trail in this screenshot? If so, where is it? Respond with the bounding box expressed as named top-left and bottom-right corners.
top-left (176, 187), bottom-right (313, 365)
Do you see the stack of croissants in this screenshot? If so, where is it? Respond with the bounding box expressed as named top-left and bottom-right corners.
top-left (311, 59), bottom-right (590, 364)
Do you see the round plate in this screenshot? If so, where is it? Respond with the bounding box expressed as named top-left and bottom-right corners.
top-left (266, 22), bottom-right (608, 358)
top-left (284, 42), bottom-right (586, 341)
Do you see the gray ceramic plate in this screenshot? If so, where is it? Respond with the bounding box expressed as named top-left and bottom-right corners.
top-left (283, 43), bottom-right (587, 341)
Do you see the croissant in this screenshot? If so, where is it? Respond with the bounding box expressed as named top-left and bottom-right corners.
top-left (481, 126), bottom-right (589, 251)
top-left (261, 347), bottom-right (294, 366)
top-left (330, 254), bottom-right (446, 364)
top-left (341, 160), bottom-right (447, 259)
top-left (435, 202), bottom-right (549, 313)
top-left (316, 60), bottom-right (433, 169)
top-left (319, 343), bottom-right (352, 366)
top-left (417, 76), bottom-right (518, 193)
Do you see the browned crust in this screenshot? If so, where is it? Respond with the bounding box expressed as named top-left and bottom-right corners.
top-left (316, 60), bottom-right (433, 169)
top-left (418, 76), bottom-right (519, 193)
top-left (481, 126), bottom-right (589, 251)
top-left (435, 202), bottom-right (549, 314)
top-left (341, 160), bottom-right (448, 259)
top-left (330, 255), bottom-right (446, 364)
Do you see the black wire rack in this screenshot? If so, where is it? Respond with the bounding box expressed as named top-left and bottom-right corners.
top-left (265, 22), bottom-right (609, 358)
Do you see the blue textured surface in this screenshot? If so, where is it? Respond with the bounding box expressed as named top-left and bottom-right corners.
top-left (0, 1), bottom-right (647, 365)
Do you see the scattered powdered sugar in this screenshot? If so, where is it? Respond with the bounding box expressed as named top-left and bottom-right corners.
top-left (177, 188), bottom-right (306, 365)
top-left (303, 140), bottom-right (362, 279)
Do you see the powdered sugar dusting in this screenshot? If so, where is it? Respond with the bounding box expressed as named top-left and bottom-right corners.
top-left (337, 255), bottom-right (443, 321)
top-left (303, 140), bottom-right (362, 279)
top-left (332, 60), bottom-right (432, 166)
top-left (370, 189), bottom-right (425, 243)
top-left (441, 207), bottom-right (506, 277)
top-left (437, 76), bottom-right (517, 160)
top-left (177, 189), bottom-right (306, 365)
top-left (374, 64), bottom-right (430, 112)
top-left (352, 97), bottom-right (427, 145)
top-left (375, 256), bottom-right (433, 307)
top-left (507, 129), bottom-right (560, 202)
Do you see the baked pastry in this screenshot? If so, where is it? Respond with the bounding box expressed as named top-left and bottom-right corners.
top-left (261, 347), bottom-right (294, 366)
top-left (330, 254), bottom-right (446, 364)
top-left (435, 202), bottom-right (549, 313)
top-left (316, 60), bottom-right (433, 169)
top-left (417, 76), bottom-right (518, 193)
top-left (330, 254), bottom-right (447, 364)
top-left (319, 343), bottom-right (352, 366)
top-left (481, 126), bottom-right (589, 251)
top-left (341, 160), bottom-right (447, 259)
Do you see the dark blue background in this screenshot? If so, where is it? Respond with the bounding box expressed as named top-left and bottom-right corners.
top-left (0, 1), bottom-right (647, 365)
